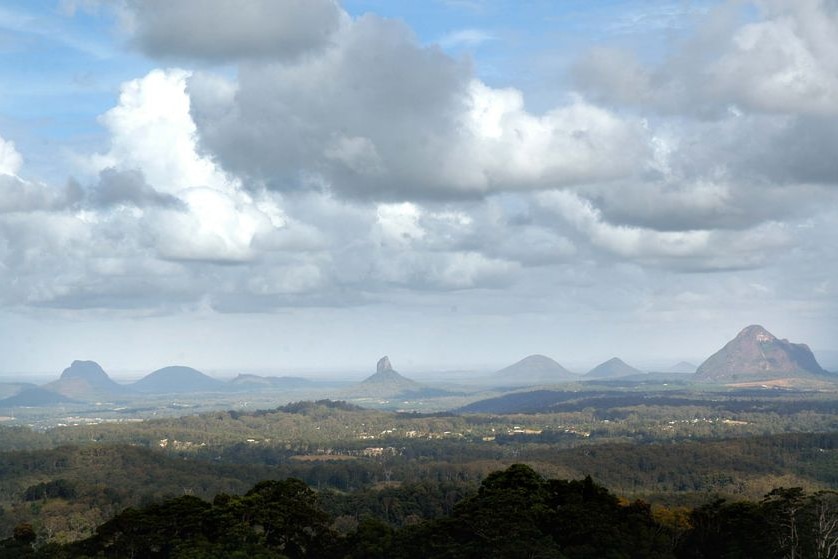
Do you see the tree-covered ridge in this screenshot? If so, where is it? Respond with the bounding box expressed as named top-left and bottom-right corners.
top-left (0, 396), bottom-right (836, 545)
top-left (2, 464), bottom-right (836, 559)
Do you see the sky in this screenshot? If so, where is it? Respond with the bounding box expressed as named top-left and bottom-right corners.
top-left (1, 0), bottom-right (837, 378)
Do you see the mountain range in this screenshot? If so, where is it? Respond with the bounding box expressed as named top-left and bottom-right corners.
top-left (1, 324), bottom-right (834, 409)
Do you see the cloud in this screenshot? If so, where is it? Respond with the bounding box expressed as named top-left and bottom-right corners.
top-left (85, 68), bottom-right (295, 264)
top-left (0, 174), bottom-right (81, 214)
top-left (0, 135), bottom-right (22, 176)
top-left (437, 28), bottom-right (495, 49)
top-left (1, 0), bottom-right (835, 340)
top-left (121, 0), bottom-right (343, 62)
top-left (188, 14), bottom-right (648, 201)
top-left (574, 1), bottom-right (838, 117)
top-left (88, 68), bottom-right (232, 194)
top-left (537, 190), bottom-right (793, 271)
top-left (88, 168), bottom-right (182, 208)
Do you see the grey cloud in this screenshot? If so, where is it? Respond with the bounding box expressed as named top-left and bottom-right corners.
top-left (88, 168), bottom-right (184, 209)
top-left (189, 14), bottom-right (473, 199)
top-left (586, 179), bottom-right (833, 232)
top-left (188, 15), bottom-right (648, 201)
top-left (573, 2), bottom-right (838, 118)
top-left (535, 190), bottom-right (795, 273)
top-left (735, 115), bottom-right (838, 186)
top-left (0, 174), bottom-right (81, 213)
top-left (123, 0), bottom-right (343, 62)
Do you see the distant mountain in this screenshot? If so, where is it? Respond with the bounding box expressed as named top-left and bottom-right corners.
top-left (666, 361), bottom-right (698, 374)
top-left (46, 360), bottom-right (132, 401)
top-left (228, 374), bottom-right (315, 391)
top-left (361, 356), bottom-right (419, 389)
top-left (0, 387), bottom-right (78, 408)
top-left (343, 357), bottom-right (421, 399)
top-left (493, 355), bottom-right (577, 385)
top-left (133, 366), bottom-right (225, 393)
top-left (585, 358), bottom-right (643, 379)
top-left (0, 382), bottom-right (36, 400)
top-left (695, 325), bottom-right (830, 383)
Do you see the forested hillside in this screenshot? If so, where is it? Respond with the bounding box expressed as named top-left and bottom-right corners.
top-left (0, 397), bottom-right (836, 547)
top-left (2, 464), bottom-right (835, 559)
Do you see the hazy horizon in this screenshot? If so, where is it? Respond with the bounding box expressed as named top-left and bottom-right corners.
top-left (1, 1), bottom-right (836, 376)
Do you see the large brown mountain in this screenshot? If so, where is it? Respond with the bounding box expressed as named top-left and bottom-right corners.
top-left (695, 325), bottom-right (829, 382)
top-left (45, 360), bottom-right (133, 401)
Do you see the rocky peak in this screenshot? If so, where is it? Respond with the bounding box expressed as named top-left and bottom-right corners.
top-left (60, 360), bottom-right (109, 381)
top-left (695, 325), bottom-right (827, 382)
top-left (737, 324), bottom-right (776, 343)
top-left (377, 356), bottom-right (393, 374)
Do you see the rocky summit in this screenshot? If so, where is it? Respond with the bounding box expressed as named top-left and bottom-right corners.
top-left (377, 356), bottom-right (394, 374)
top-left (363, 356), bottom-right (417, 387)
top-left (60, 360), bottom-right (110, 382)
top-left (695, 325), bottom-right (828, 382)
top-left (47, 360), bottom-right (131, 401)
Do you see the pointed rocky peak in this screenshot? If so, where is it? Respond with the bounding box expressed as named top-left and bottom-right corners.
top-left (362, 357), bottom-right (418, 387)
top-left (736, 324), bottom-right (776, 343)
top-left (377, 356), bottom-right (393, 374)
top-left (60, 360), bottom-right (109, 381)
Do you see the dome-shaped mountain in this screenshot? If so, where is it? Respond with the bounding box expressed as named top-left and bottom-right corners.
top-left (493, 355), bottom-right (576, 385)
top-left (228, 374), bottom-right (314, 391)
top-left (45, 360), bottom-right (132, 401)
top-left (585, 357), bottom-right (643, 379)
top-left (60, 360), bottom-right (110, 382)
top-left (695, 325), bottom-right (828, 382)
top-left (666, 361), bottom-right (697, 374)
top-left (132, 366), bottom-right (225, 394)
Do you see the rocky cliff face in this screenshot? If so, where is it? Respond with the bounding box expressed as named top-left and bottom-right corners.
top-left (695, 325), bottom-right (828, 382)
top-left (377, 356), bottom-right (393, 374)
top-left (363, 356), bottom-right (416, 387)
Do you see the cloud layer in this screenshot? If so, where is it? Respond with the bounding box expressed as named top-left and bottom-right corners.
top-left (1, 0), bottom-right (836, 366)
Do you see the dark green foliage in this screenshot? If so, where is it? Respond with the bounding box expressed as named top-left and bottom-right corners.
top-left (1, 466), bottom-right (836, 559)
top-left (676, 499), bottom-right (774, 558)
top-left (392, 465), bottom-right (670, 559)
top-left (22, 479), bottom-right (77, 501)
top-left (49, 478), bottom-right (336, 559)
top-left (273, 399), bottom-right (364, 415)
